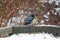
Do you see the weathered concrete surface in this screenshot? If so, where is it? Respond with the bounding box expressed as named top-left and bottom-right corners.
top-left (0, 25), bottom-right (60, 37)
top-left (0, 27), bottom-right (12, 37)
top-left (12, 26), bottom-right (60, 37)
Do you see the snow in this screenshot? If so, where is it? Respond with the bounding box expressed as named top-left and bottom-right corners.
top-left (49, 0), bottom-right (54, 4)
top-left (35, 25), bottom-right (60, 28)
top-left (54, 8), bottom-right (60, 13)
top-left (41, 20), bottom-right (45, 24)
top-left (41, 0), bottom-right (60, 5)
top-left (0, 33), bottom-right (60, 40)
top-left (18, 10), bottom-right (24, 14)
top-left (55, 12), bottom-right (57, 15)
top-left (47, 12), bottom-right (50, 15)
top-left (54, 8), bottom-right (60, 15)
top-left (43, 15), bottom-right (49, 19)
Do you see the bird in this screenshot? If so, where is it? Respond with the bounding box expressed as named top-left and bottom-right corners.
top-left (24, 14), bottom-right (35, 25)
top-left (30, 16), bottom-right (39, 25)
top-left (24, 14), bottom-right (39, 26)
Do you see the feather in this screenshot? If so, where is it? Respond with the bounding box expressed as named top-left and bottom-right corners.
top-left (24, 14), bottom-right (34, 25)
top-left (30, 16), bottom-right (38, 25)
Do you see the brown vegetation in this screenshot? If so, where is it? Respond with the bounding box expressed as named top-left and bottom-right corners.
top-left (0, 0), bottom-right (60, 27)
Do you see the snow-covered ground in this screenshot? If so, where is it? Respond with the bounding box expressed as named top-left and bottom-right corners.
top-left (0, 33), bottom-right (60, 40)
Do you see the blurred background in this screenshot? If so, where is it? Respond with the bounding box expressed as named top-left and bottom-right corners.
top-left (0, 0), bottom-right (60, 27)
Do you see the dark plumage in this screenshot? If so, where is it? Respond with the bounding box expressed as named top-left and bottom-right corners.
top-left (24, 14), bottom-right (35, 25)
